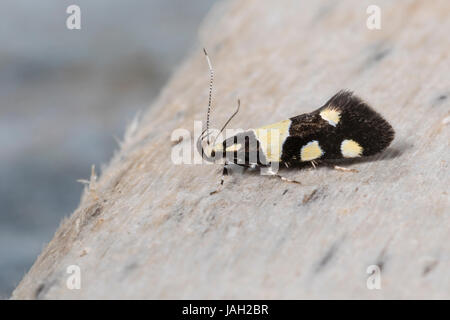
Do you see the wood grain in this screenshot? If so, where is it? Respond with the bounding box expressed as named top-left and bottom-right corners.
top-left (12, 0), bottom-right (450, 299)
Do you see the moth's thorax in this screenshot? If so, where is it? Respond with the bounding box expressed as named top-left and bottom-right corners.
top-left (212, 130), bottom-right (266, 165)
top-left (211, 119), bottom-right (293, 165)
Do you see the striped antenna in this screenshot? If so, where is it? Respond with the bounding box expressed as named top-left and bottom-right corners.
top-left (203, 48), bottom-right (213, 145)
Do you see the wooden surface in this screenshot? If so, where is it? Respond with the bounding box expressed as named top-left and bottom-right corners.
top-left (12, 0), bottom-right (449, 299)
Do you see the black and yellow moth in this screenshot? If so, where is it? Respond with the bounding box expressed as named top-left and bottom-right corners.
top-left (197, 50), bottom-right (394, 186)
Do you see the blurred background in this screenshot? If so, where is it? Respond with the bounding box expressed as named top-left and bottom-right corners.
top-left (0, 0), bottom-right (217, 298)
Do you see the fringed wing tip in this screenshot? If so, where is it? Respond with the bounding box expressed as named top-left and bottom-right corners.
top-left (322, 90), bottom-right (395, 155)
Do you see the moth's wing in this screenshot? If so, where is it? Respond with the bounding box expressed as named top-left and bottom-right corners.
top-left (282, 90), bottom-right (395, 162)
top-left (281, 109), bottom-right (329, 162)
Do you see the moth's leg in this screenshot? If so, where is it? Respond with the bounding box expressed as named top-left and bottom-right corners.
top-left (333, 165), bottom-right (358, 173)
top-left (310, 160), bottom-right (318, 169)
top-left (248, 163), bottom-right (258, 169)
top-left (220, 164), bottom-right (229, 185)
top-left (272, 174), bottom-right (301, 184)
top-left (210, 163), bottom-right (229, 195)
top-left (262, 165), bottom-right (301, 185)
top-left (320, 160), bottom-right (358, 173)
top-left (210, 162), bottom-right (251, 195)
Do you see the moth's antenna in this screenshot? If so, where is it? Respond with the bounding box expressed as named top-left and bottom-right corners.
top-left (203, 48), bottom-right (213, 145)
top-left (213, 99), bottom-right (240, 146)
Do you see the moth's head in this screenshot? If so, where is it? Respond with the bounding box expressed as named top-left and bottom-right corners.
top-left (196, 130), bottom-right (216, 162)
top-left (196, 131), bottom-right (242, 163)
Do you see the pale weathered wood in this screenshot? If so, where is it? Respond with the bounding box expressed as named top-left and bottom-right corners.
top-left (12, 0), bottom-right (450, 299)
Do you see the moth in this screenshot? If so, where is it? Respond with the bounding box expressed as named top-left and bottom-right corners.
top-left (197, 49), bottom-right (395, 188)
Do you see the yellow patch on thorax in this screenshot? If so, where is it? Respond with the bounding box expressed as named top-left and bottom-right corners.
top-left (253, 119), bottom-right (291, 162)
top-left (225, 143), bottom-right (241, 152)
top-left (320, 107), bottom-right (341, 126)
top-left (300, 140), bottom-right (324, 161)
top-left (341, 139), bottom-right (363, 158)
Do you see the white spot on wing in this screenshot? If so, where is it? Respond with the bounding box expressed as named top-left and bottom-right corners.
top-left (320, 107), bottom-right (341, 127)
top-left (300, 140), bottom-right (324, 161)
top-left (341, 139), bottom-right (363, 158)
